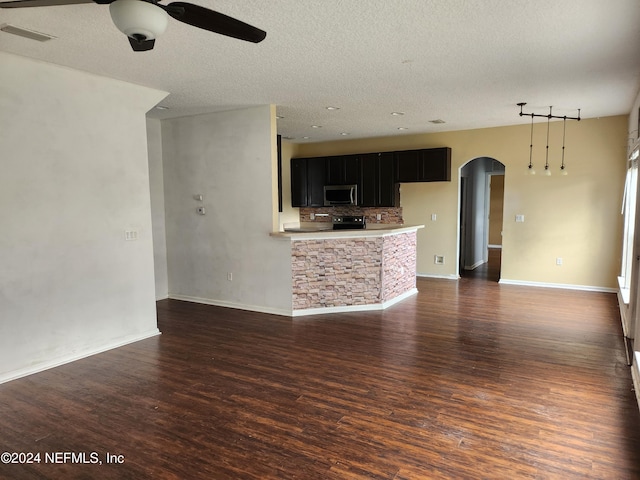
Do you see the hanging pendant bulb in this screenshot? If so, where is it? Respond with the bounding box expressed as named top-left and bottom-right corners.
top-left (544, 106), bottom-right (552, 176)
top-left (560, 115), bottom-right (568, 175)
top-left (518, 103), bottom-right (580, 177)
top-left (526, 112), bottom-right (536, 175)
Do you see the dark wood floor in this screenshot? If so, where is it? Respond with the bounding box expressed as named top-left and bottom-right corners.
top-left (461, 247), bottom-right (502, 282)
top-left (1, 271), bottom-right (640, 479)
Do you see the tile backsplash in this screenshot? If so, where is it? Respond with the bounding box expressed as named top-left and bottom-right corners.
top-left (299, 207), bottom-right (403, 224)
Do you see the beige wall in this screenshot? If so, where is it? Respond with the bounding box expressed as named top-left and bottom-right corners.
top-left (282, 115), bottom-right (627, 289)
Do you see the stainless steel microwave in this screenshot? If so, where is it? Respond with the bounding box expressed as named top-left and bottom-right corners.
top-left (324, 184), bottom-right (358, 206)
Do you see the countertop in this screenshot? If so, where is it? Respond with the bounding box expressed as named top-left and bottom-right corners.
top-left (271, 223), bottom-right (424, 240)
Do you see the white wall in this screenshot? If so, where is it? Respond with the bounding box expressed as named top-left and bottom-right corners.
top-left (0, 53), bottom-right (167, 383)
top-left (147, 118), bottom-right (169, 300)
top-left (161, 106), bottom-right (292, 315)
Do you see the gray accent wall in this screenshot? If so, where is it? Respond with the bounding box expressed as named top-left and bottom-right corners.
top-left (0, 53), bottom-right (167, 382)
top-left (147, 118), bottom-right (169, 300)
top-left (160, 106), bottom-right (292, 315)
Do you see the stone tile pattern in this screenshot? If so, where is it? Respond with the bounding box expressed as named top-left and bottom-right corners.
top-left (381, 231), bottom-right (417, 302)
top-left (292, 231), bottom-right (416, 310)
top-left (299, 206), bottom-right (403, 225)
top-left (292, 238), bottom-right (382, 309)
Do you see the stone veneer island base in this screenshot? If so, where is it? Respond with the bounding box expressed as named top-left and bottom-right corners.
top-left (272, 225), bottom-right (424, 316)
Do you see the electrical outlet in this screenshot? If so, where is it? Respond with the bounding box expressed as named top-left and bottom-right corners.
top-left (431, 213), bottom-right (437, 221)
top-left (227, 272), bottom-right (233, 281)
top-left (556, 257), bottom-right (563, 266)
top-left (515, 214), bottom-right (525, 223)
top-left (376, 213), bottom-right (382, 221)
top-left (434, 255), bottom-right (445, 265)
top-left (124, 230), bottom-right (138, 241)
top-left (196, 206), bottom-right (206, 215)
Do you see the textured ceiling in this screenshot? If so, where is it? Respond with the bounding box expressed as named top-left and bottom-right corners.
top-left (1, 0), bottom-right (639, 143)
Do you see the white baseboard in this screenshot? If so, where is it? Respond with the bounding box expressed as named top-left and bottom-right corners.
top-left (169, 294), bottom-right (292, 317)
top-left (292, 288), bottom-right (418, 317)
top-left (465, 259), bottom-right (486, 271)
top-left (0, 329), bottom-right (161, 385)
top-left (171, 288), bottom-right (419, 318)
top-left (632, 353), bottom-right (640, 413)
top-left (498, 278), bottom-right (616, 293)
top-left (417, 273), bottom-right (459, 280)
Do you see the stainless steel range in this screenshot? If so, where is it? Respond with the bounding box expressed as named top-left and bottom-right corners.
top-left (332, 215), bottom-right (366, 230)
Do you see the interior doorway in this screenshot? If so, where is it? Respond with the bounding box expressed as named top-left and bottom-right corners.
top-left (458, 157), bottom-right (505, 281)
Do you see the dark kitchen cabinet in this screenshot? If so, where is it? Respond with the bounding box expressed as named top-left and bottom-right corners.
top-left (378, 152), bottom-right (398, 206)
top-left (326, 155), bottom-right (360, 185)
top-left (395, 147), bottom-right (451, 182)
top-left (290, 156), bottom-right (326, 207)
top-left (360, 152), bottom-right (399, 207)
top-left (360, 155), bottom-right (377, 207)
top-left (291, 146), bottom-right (451, 207)
top-left (307, 157), bottom-right (327, 207)
top-left (290, 157), bottom-right (308, 207)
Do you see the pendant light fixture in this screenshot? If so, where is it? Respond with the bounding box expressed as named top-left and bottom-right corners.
top-left (525, 106), bottom-right (536, 175)
top-left (560, 115), bottom-right (568, 175)
top-left (518, 103), bottom-right (580, 177)
top-left (544, 106), bottom-right (552, 176)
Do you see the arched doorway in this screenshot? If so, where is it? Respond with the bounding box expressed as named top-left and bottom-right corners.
top-left (458, 157), bottom-right (505, 281)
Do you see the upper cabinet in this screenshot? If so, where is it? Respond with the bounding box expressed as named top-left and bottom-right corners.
top-left (291, 147), bottom-right (450, 208)
top-left (306, 157), bottom-right (327, 207)
top-left (290, 156), bottom-right (326, 207)
top-left (360, 153), bottom-right (398, 207)
top-left (290, 157), bottom-right (308, 207)
top-left (395, 147), bottom-right (451, 182)
top-left (326, 155), bottom-right (360, 186)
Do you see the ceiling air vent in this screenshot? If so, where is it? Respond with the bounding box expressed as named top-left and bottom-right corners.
top-left (0, 23), bottom-right (56, 42)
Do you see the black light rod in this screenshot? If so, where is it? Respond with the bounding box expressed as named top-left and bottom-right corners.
top-left (517, 103), bottom-right (581, 121)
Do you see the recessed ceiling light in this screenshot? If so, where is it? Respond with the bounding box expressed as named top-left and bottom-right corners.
top-left (391, 112), bottom-right (405, 116)
top-left (429, 119), bottom-right (446, 124)
top-left (155, 105), bottom-right (169, 110)
top-left (311, 125), bottom-right (322, 128)
top-left (326, 106), bottom-right (340, 111)
top-left (340, 132), bottom-right (350, 136)
top-left (276, 115), bottom-right (284, 119)
top-left (302, 136), bottom-right (310, 139)
top-left (282, 136), bottom-right (294, 140)
top-left (397, 127), bottom-right (409, 131)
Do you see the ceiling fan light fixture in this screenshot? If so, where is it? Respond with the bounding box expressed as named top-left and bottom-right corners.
top-left (109, 0), bottom-right (168, 41)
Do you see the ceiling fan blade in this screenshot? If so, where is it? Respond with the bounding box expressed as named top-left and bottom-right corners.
top-left (0, 0), bottom-right (94, 7)
top-left (165, 2), bottom-right (266, 43)
top-left (128, 35), bottom-right (155, 51)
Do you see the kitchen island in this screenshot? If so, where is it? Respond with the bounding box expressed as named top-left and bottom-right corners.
top-left (271, 225), bottom-right (424, 316)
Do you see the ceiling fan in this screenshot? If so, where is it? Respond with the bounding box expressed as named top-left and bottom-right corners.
top-left (0, 0), bottom-right (266, 51)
